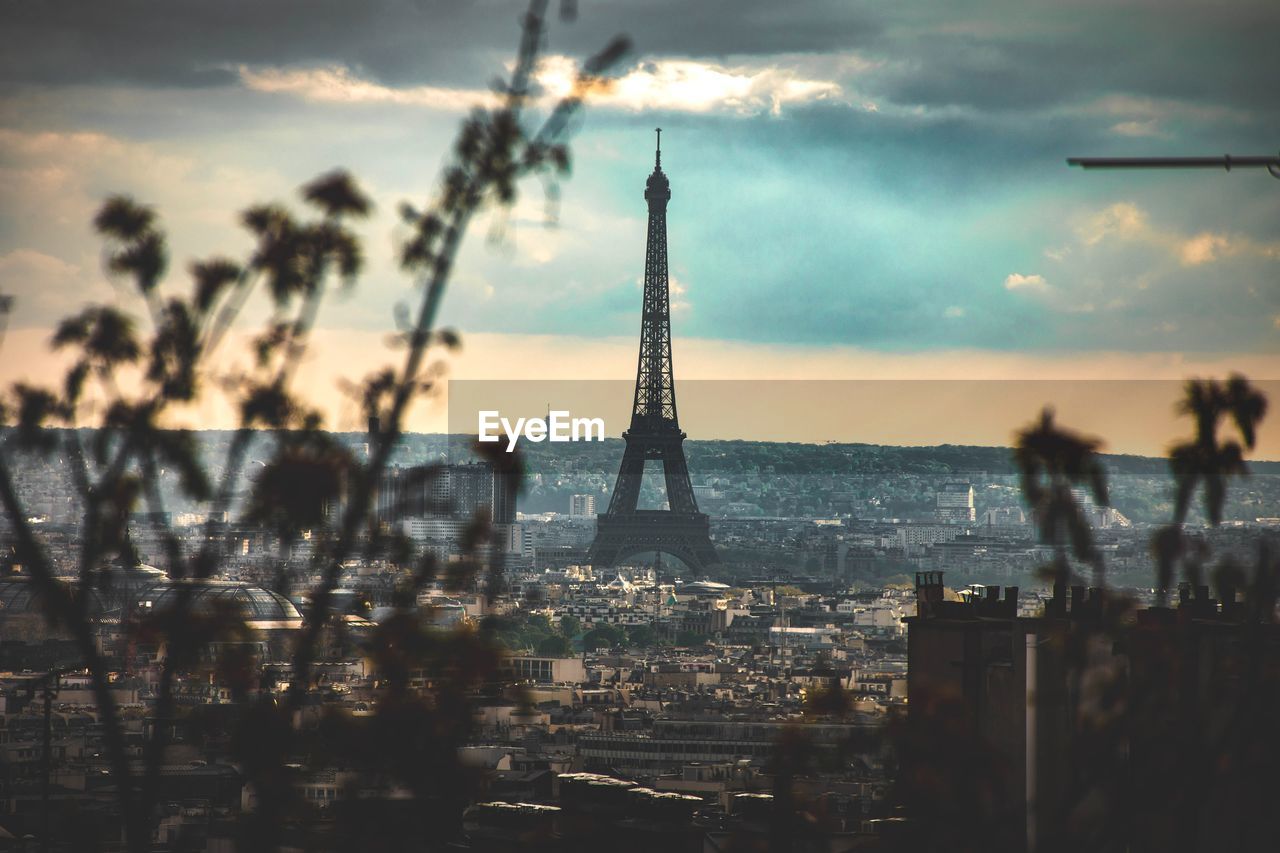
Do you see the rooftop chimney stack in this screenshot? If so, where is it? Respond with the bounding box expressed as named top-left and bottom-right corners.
top-left (1071, 586), bottom-right (1085, 613)
top-left (915, 571), bottom-right (945, 618)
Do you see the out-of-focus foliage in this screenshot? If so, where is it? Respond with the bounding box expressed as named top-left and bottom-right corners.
top-left (0, 3), bottom-right (628, 851)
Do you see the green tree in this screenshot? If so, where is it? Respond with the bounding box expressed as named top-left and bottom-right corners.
top-left (536, 634), bottom-right (571, 657)
top-left (525, 613), bottom-right (554, 637)
top-left (558, 613), bottom-right (581, 638)
top-left (583, 624), bottom-right (623, 651)
top-left (626, 623), bottom-right (657, 648)
top-left (675, 629), bottom-right (704, 647)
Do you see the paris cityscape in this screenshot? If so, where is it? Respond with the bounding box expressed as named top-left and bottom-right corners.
top-left (2, 1), bottom-right (1279, 851)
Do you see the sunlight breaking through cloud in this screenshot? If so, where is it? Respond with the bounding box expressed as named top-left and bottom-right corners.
top-left (239, 58), bottom-right (846, 117)
top-left (238, 64), bottom-right (494, 110)
top-left (537, 56), bottom-right (845, 115)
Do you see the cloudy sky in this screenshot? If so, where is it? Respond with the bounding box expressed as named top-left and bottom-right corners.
top-left (1, 0), bottom-right (1278, 449)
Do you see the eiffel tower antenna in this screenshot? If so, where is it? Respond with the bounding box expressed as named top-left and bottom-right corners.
top-left (588, 132), bottom-right (720, 574)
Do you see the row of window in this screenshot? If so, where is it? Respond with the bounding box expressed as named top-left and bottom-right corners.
top-left (580, 738), bottom-right (772, 758)
top-left (510, 660), bottom-right (555, 679)
top-left (303, 787), bottom-right (339, 800)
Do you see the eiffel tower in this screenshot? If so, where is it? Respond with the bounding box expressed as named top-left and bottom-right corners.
top-left (588, 130), bottom-right (719, 573)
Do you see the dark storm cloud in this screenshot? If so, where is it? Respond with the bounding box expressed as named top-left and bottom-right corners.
top-left (0, 0), bottom-right (881, 89)
top-left (869, 7), bottom-right (1280, 118)
top-left (0, 0), bottom-right (500, 88)
top-left (551, 1), bottom-right (883, 60)
top-left (4, 0), bottom-right (1277, 129)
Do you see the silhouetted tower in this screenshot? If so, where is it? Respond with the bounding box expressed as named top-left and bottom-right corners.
top-left (589, 131), bottom-right (719, 573)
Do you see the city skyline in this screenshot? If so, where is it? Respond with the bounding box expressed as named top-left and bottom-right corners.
top-left (2, 0), bottom-right (1278, 436)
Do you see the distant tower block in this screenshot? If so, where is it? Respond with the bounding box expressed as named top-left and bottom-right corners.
top-left (569, 494), bottom-right (597, 518)
top-left (588, 131), bottom-right (720, 573)
top-left (936, 482), bottom-right (976, 523)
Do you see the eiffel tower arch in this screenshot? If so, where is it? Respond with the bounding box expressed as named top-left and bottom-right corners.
top-left (588, 131), bottom-right (720, 574)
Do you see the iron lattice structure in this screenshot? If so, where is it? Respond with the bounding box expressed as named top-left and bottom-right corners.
top-left (588, 132), bottom-right (719, 573)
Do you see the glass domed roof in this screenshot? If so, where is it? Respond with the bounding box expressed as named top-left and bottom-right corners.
top-left (0, 569), bottom-right (301, 630)
top-left (139, 581), bottom-right (302, 625)
top-left (0, 577), bottom-right (104, 614)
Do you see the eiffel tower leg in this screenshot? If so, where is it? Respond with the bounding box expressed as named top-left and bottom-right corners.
top-left (605, 437), bottom-right (646, 514)
top-left (586, 534), bottom-right (620, 568)
top-left (588, 509), bottom-right (720, 573)
top-left (661, 448), bottom-right (697, 514)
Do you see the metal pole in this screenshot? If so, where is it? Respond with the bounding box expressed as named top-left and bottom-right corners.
top-left (40, 675), bottom-right (53, 853)
top-left (1067, 155), bottom-right (1280, 177)
top-left (1025, 634), bottom-right (1051, 853)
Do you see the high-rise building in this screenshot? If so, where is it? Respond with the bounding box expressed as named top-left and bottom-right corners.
top-left (377, 462), bottom-right (515, 525)
top-left (450, 462), bottom-right (501, 522)
top-left (936, 481), bottom-right (976, 523)
top-left (903, 573), bottom-right (1053, 850)
top-left (498, 522), bottom-right (525, 555)
top-left (903, 572), bottom-right (1280, 852)
top-left (569, 494), bottom-right (596, 518)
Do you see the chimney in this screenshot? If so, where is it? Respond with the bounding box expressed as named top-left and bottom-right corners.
top-left (1220, 582), bottom-right (1237, 618)
top-left (915, 572), bottom-right (944, 618)
top-left (1082, 587), bottom-right (1103, 617)
top-left (1050, 571), bottom-right (1067, 618)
